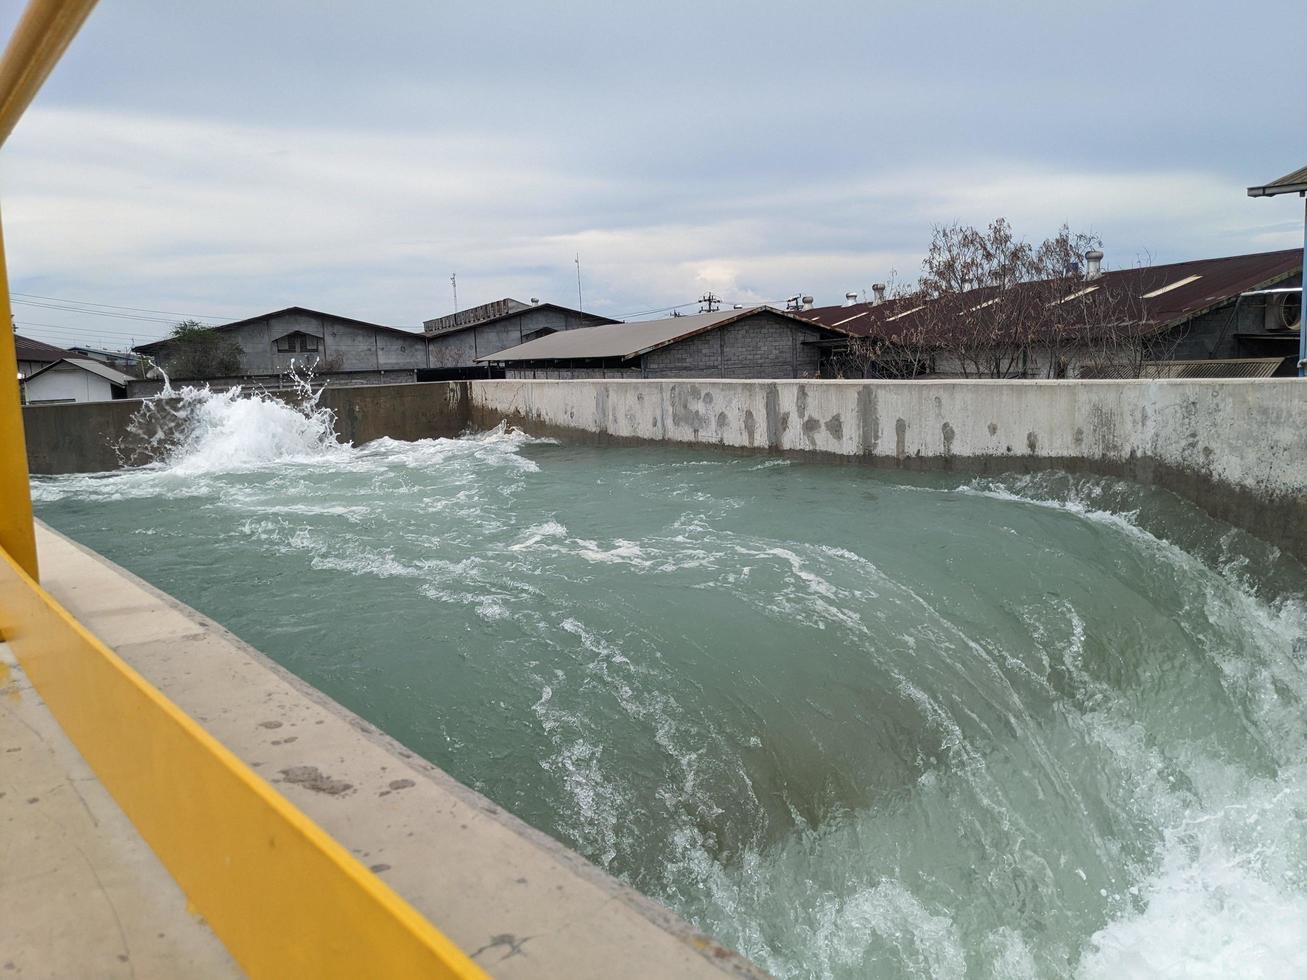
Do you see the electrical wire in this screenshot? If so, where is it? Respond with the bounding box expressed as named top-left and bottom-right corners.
top-left (11, 290), bottom-right (243, 321)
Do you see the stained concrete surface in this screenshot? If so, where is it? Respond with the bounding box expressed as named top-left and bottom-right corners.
top-left (32, 524), bottom-right (765, 980)
top-left (24, 378), bottom-right (1307, 559)
top-left (469, 378), bottom-right (1307, 561)
top-left (0, 645), bottom-right (240, 979)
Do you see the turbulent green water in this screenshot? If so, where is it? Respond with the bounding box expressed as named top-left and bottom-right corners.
top-left (32, 386), bottom-right (1307, 979)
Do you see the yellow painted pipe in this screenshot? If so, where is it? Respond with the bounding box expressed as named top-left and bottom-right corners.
top-left (0, 213), bottom-right (37, 579)
top-left (0, 0), bottom-right (99, 148)
top-left (0, 0), bottom-right (101, 577)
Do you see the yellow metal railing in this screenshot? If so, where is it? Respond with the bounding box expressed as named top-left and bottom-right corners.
top-left (0, 3), bottom-right (486, 976)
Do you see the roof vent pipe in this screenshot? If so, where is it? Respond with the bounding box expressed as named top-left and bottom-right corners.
top-left (871, 283), bottom-right (886, 305)
top-left (843, 291), bottom-right (859, 307)
top-left (802, 295), bottom-right (815, 310)
top-left (1084, 249), bottom-right (1104, 281)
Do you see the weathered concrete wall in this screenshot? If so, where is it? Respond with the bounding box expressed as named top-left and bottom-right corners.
top-left (23, 398), bottom-right (144, 474)
top-left (468, 378), bottom-right (1307, 559)
top-left (24, 381), bottom-right (471, 475)
top-left (317, 381), bottom-right (467, 446)
top-left (25, 376), bottom-right (1307, 557)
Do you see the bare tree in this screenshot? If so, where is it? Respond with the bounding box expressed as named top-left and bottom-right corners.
top-left (894, 220), bottom-right (1156, 379)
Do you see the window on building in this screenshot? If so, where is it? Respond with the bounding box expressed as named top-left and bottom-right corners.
top-left (274, 332), bottom-right (322, 353)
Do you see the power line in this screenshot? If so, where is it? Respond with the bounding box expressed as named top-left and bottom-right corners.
top-left (16, 318), bottom-right (164, 338)
top-left (615, 300), bottom-right (699, 320)
top-left (11, 290), bottom-right (242, 321)
top-left (10, 299), bottom-right (208, 325)
top-left (15, 320), bottom-right (166, 345)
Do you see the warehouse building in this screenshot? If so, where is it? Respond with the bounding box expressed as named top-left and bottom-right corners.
top-left (800, 248), bottom-right (1303, 379)
top-left (134, 306), bottom-right (429, 385)
top-left (478, 307), bottom-right (843, 379)
top-left (424, 298), bottom-right (617, 376)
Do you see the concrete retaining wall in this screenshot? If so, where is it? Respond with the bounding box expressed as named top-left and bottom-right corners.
top-left (23, 376), bottom-right (1307, 557)
top-left (468, 378), bottom-right (1307, 559)
top-left (23, 381), bottom-right (470, 475)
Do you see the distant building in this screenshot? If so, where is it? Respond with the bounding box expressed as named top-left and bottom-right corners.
top-left (478, 307), bottom-right (844, 379)
top-left (21, 357), bottom-right (132, 404)
top-left (68, 345), bottom-right (145, 375)
top-left (424, 299), bottom-right (617, 376)
top-left (800, 248), bottom-right (1303, 379)
top-left (13, 334), bottom-right (72, 380)
top-left (134, 307), bottom-right (428, 384)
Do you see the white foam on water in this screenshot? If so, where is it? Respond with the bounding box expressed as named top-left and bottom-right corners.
top-left (34, 417), bottom-right (1307, 980)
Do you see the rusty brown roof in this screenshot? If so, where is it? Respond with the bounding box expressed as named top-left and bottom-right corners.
top-left (1080, 357), bottom-right (1285, 380)
top-left (798, 248), bottom-right (1302, 342)
top-left (13, 333), bottom-right (72, 364)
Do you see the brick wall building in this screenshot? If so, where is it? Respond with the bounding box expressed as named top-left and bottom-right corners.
top-left (480, 308), bottom-right (838, 380)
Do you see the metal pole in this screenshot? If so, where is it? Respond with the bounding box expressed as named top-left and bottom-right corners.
top-left (1300, 196), bottom-right (1306, 378)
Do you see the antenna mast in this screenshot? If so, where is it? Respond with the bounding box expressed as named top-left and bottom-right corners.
top-left (450, 273), bottom-right (459, 326)
top-left (575, 253), bottom-right (583, 311)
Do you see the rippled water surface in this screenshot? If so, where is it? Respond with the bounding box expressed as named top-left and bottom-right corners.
top-left (32, 386), bottom-right (1307, 978)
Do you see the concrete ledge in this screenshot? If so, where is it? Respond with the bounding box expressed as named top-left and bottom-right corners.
top-left (468, 378), bottom-right (1307, 560)
top-left (34, 523), bottom-right (764, 980)
top-left (0, 644), bottom-right (239, 980)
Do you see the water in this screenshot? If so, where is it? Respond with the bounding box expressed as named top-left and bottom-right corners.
top-left (31, 385), bottom-right (1307, 979)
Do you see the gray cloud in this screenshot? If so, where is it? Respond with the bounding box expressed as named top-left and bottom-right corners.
top-left (2, 0), bottom-right (1303, 349)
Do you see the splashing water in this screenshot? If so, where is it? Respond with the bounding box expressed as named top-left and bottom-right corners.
top-left (115, 367), bottom-right (344, 474)
top-left (32, 387), bottom-right (1307, 979)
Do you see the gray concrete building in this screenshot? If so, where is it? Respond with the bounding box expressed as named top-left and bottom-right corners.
top-left (424, 299), bottom-right (617, 372)
top-left (135, 307), bottom-right (429, 379)
top-left (477, 308), bottom-right (843, 379)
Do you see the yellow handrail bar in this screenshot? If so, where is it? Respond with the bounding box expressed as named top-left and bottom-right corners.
top-left (0, 0), bottom-right (95, 576)
top-left (0, 0), bottom-right (97, 147)
top-left (0, 4), bottom-right (485, 976)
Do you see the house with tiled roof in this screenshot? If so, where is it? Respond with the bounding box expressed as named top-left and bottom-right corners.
top-left (798, 248), bottom-right (1302, 379)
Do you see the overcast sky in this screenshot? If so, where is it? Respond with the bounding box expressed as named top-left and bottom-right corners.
top-left (2, 0), bottom-right (1303, 350)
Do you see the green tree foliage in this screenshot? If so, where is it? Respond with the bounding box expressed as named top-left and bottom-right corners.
top-left (163, 320), bottom-right (243, 379)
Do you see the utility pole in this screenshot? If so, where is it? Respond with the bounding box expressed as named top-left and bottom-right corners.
top-left (698, 292), bottom-right (720, 313)
top-left (575, 254), bottom-right (583, 312)
top-left (450, 273), bottom-right (459, 326)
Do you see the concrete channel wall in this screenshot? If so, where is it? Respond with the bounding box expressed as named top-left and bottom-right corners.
top-left (468, 378), bottom-right (1307, 560)
top-left (22, 377), bottom-right (1307, 556)
top-left (23, 381), bottom-right (470, 474)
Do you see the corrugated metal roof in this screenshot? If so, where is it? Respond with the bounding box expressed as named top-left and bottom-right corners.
top-left (13, 334), bottom-right (71, 363)
top-left (797, 248), bottom-right (1302, 342)
top-left (1248, 165), bottom-right (1307, 197)
top-left (1079, 357), bottom-right (1285, 380)
top-left (478, 308), bottom-right (812, 362)
top-left (23, 356), bottom-right (134, 386)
